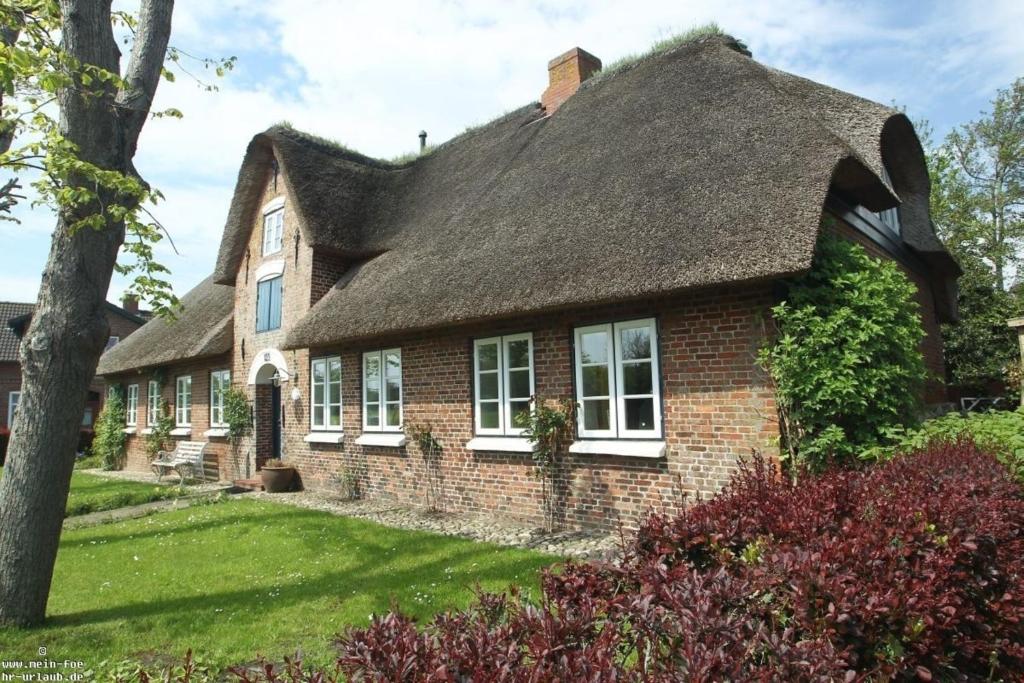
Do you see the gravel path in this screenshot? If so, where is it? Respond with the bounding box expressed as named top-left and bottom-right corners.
top-left (76, 469), bottom-right (622, 560)
top-left (249, 490), bottom-right (622, 561)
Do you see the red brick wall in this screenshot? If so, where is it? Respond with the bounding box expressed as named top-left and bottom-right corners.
top-left (101, 167), bottom-right (949, 532)
top-left (0, 362), bottom-right (20, 430)
top-left (110, 354), bottom-right (235, 479)
top-left (272, 287), bottom-right (778, 531)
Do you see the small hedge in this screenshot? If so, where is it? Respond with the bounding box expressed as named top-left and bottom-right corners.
top-left (871, 407), bottom-right (1024, 482)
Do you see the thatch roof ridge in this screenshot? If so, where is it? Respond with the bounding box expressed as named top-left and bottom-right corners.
top-left (96, 276), bottom-right (234, 376)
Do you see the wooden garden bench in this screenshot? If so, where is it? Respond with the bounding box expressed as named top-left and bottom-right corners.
top-left (152, 441), bottom-right (208, 483)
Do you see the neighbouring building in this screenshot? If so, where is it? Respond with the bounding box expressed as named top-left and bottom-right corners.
top-left (96, 35), bottom-right (959, 530)
top-left (1, 296), bottom-right (148, 460)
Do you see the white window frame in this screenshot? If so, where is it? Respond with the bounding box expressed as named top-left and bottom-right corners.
top-left (125, 384), bottom-right (139, 426)
top-left (175, 375), bottom-right (192, 427)
top-left (473, 333), bottom-right (535, 436)
top-left (262, 208), bottom-right (284, 256)
top-left (209, 369), bottom-right (230, 428)
top-left (310, 356), bottom-right (343, 431)
top-left (362, 348), bottom-right (402, 432)
top-left (7, 391), bottom-right (20, 427)
top-left (147, 380), bottom-right (160, 426)
top-left (573, 318), bottom-right (662, 439)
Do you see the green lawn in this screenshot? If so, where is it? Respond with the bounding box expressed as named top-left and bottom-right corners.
top-left (0, 466), bottom-right (188, 517)
top-left (0, 498), bottom-right (557, 671)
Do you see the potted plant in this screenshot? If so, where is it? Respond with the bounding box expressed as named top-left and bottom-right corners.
top-left (260, 458), bottom-right (295, 493)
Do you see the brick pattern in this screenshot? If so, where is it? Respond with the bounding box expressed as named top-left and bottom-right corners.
top-left (274, 288), bottom-right (778, 531)
top-left (541, 48), bottom-right (602, 114)
top-left (0, 362), bottom-right (20, 429)
top-left (113, 354), bottom-right (234, 480)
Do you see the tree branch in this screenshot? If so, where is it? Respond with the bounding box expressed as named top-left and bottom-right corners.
top-left (115, 0), bottom-right (174, 162)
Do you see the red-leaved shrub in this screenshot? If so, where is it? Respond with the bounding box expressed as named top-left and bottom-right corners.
top-left (323, 441), bottom-right (1024, 681)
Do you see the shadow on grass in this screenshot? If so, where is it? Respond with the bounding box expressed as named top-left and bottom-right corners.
top-left (43, 499), bottom-right (558, 651)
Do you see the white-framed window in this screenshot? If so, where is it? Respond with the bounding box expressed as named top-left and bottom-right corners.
top-left (7, 391), bottom-right (20, 427)
top-left (175, 375), bottom-right (192, 426)
top-left (210, 370), bottom-right (231, 427)
top-left (82, 407), bottom-right (93, 427)
top-left (311, 356), bottom-right (342, 431)
top-left (125, 384), bottom-right (139, 426)
top-left (147, 380), bottom-right (160, 425)
top-left (363, 349), bottom-right (402, 432)
top-left (262, 208), bottom-right (284, 255)
top-left (474, 333), bottom-right (535, 436)
top-left (105, 336), bottom-right (120, 351)
top-left (875, 165), bottom-right (901, 234)
top-left (574, 318), bottom-right (662, 439)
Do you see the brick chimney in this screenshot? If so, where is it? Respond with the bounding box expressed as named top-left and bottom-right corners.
top-left (121, 293), bottom-right (139, 314)
top-left (541, 47), bottom-right (601, 114)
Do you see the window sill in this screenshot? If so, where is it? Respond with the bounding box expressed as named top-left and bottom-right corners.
top-left (141, 428), bottom-right (154, 435)
top-left (169, 427), bottom-right (191, 437)
top-left (304, 432), bottom-right (344, 444)
top-left (123, 427), bottom-right (137, 435)
top-left (356, 433), bottom-right (407, 448)
top-left (568, 440), bottom-right (666, 458)
top-left (204, 428), bottom-right (229, 438)
top-left (466, 436), bottom-right (534, 453)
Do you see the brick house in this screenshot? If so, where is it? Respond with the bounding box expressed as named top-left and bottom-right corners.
top-left (1, 297), bottom-right (148, 460)
top-left (96, 35), bottom-right (959, 530)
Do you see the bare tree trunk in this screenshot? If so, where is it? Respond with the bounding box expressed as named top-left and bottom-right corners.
top-left (0, 0), bottom-right (173, 626)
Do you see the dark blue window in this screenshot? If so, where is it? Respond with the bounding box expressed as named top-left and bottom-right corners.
top-left (256, 276), bottom-right (282, 332)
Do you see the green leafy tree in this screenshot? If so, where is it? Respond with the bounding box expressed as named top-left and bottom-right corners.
top-left (941, 78), bottom-right (1024, 292)
top-left (0, 0), bottom-right (232, 626)
top-left (941, 257), bottom-right (1021, 388)
top-left (759, 232), bottom-right (928, 470)
top-left (917, 81), bottom-right (1024, 389)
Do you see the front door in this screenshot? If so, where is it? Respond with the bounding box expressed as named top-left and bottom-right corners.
top-left (271, 384), bottom-right (282, 459)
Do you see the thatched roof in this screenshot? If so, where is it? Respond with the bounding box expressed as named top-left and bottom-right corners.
top-left (0, 302), bottom-right (34, 362)
top-left (208, 34), bottom-right (956, 350)
top-left (96, 276), bottom-right (234, 376)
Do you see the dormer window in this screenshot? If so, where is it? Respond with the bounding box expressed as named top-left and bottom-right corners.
top-left (875, 165), bottom-right (901, 235)
top-left (262, 208), bottom-right (284, 255)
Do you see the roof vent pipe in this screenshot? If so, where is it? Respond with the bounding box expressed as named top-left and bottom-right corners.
top-left (418, 130), bottom-right (427, 151)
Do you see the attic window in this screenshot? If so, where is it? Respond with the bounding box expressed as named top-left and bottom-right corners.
top-left (262, 208), bottom-right (284, 256)
top-left (874, 165), bottom-right (901, 235)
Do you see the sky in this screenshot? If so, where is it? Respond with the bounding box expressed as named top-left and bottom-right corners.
top-left (2, 0), bottom-right (1024, 306)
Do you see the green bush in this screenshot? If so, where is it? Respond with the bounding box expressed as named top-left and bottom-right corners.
top-left (74, 454), bottom-right (103, 470)
top-left (758, 231), bottom-right (928, 470)
top-left (867, 408), bottom-right (1024, 481)
top-left (222, 387), bottom-right (251, 441)
top-left (144, 398), bottom-right (174, 460)
top-left (93, 390), bottom-right (127, 470)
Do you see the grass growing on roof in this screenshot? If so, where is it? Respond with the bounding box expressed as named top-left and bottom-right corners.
top-left (593, 23), bottom-right (734, 80)
top-left (0, 497), bottom-right (558, 671)
top-left (0, 466), bottom-right (189, 517)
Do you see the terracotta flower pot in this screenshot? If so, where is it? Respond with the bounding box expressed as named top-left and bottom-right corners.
top-left (261, 465), bottom-right (295, 493)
